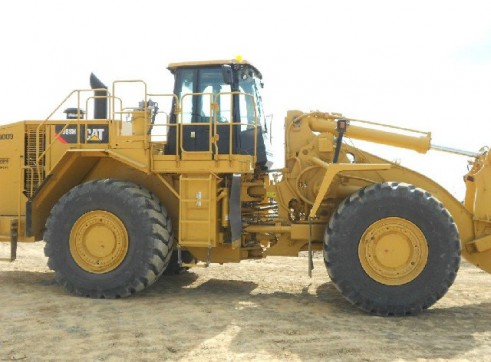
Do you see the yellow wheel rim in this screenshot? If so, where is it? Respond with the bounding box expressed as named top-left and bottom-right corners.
top-left (358, 217), bottom-right (428, 286)
top-left (69, 211), bottom-right (128, 274)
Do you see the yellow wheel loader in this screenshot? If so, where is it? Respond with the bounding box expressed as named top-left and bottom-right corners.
top-left (0, 58), bottom-right (489, 315)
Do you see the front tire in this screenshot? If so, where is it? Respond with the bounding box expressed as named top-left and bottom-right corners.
top-left (44, 179), bottom-right (173, 298)
top-left (324, 182), bottom-right (460, 316)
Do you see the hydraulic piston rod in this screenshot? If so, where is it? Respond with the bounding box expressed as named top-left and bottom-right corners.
top-left (431, 144), bottom-right (479, 158)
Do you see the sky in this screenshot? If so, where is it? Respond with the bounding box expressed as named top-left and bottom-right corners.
top-left (1, 0), bottom-right (491, 198)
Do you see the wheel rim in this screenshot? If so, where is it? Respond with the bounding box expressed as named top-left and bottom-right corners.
top-left (358, 217), bottom-right (428, 286)
top-left (69, 210), bottom-right (129, 274)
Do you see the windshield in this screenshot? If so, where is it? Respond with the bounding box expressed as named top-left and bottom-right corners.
top-left (237, 66), bottom-right (266, 131)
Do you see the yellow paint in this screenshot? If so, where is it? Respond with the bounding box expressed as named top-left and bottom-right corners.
top-left (179, 174), bottom-right (218, 247)
top-left (465, 233), bottom-right (491, 253)
top-left (1, 60), bottom-right (491, 285)
top-left (308, 157), bottom-right (391, 218)
top-left (69, 210), bottom-right (128, 273)
top-left (358, 217), bottom-right (429, 285)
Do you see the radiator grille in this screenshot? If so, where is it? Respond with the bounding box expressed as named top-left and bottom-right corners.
top-left (24, 125), bottom-right (46, 198)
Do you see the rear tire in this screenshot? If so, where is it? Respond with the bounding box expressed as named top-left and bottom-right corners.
top-left (44, 179), bottom-right (173, 298)
top-left (324, 182), bottom-right (460, 316)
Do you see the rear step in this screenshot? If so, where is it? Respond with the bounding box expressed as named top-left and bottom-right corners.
top-left (0, 220), bottom-right (18, 262)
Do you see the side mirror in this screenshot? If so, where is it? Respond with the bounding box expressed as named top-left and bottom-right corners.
top-left (222, 65), bottom-right (233, 85)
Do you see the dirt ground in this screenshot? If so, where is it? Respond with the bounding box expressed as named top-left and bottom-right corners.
top-left (1, 242), bottom-right (490, 361)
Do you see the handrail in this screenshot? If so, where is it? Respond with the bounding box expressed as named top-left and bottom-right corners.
top-left (37, 99), bottom-right (116, 164)
top-left (35, 89), bottom-right (110, 153)
top-left (112, 80), bottom-right (148, 146)
top-left (179, 92), bottom-right (214, 154)
top-left (211, 91), bottom-right (258, 162)
top-left (28, 81), bottom-right (259, 195)
top-left (175, 90), bottom-right (258, 161)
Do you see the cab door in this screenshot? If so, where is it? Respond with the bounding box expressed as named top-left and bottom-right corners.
top-left (166, 67), bottom-right (233, 157)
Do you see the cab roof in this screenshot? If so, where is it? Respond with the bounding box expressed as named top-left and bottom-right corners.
top-left (167, 59), bottom-right (262, 79)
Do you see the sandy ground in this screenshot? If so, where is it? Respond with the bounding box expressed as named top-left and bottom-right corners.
top-left (1, 242), bottom-right (490, 361)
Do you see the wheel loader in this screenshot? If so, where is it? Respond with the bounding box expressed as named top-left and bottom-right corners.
top-left (0, 58), bottom-right (490, 316)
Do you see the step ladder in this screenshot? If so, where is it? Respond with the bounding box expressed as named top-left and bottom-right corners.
top-left (0, 220), bottom-right (18, 262)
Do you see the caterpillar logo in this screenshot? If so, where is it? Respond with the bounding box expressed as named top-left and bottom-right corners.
top-left (55, 125), bottom-right (109, 144)
top-left (87, 128), bottom-right (105, 142)
top-left (0, 133), bottom-right (14, 141)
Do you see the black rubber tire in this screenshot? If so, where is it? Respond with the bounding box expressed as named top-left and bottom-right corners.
top-left (324, 182), bottom-right (461, 316)
top-left (163, 250), bottom-right (194, 275)
top-left (44, 179), bottom-right (173, 298)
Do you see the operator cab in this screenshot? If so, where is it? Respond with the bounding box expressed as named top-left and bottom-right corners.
top-left (166, 59), bottom-right (272, 169)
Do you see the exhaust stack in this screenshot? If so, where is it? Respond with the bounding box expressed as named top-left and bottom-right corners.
top-left (89, 73), bottom-right (108, 119)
